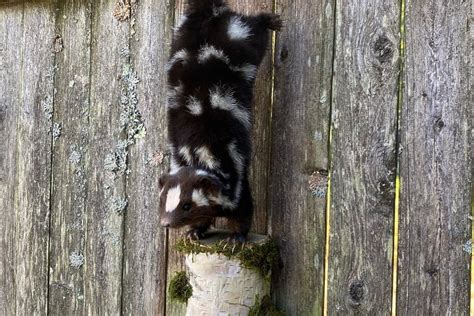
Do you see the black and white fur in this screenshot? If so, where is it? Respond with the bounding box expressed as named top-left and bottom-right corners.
top-left (159, 0), bottom-right (281, 242)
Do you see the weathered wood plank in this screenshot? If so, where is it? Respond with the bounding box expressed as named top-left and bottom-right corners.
top-left (0, 4), bottom-right (23, 315)
top-left (165, 3), bottom-right (188, 315)
top-left (83, 0), bottom-right (129, 313)
top-left (47, 0), bottom-right (92, 314)
top-left (227, 0), bottom-right (275, 235)
top-left (121, 0), bottom-right (173, 314)
top-left (6, 2), bottom-right (56, 314)
top-left (327, 0), bottom-right (400, 314)
top-left (269, 0), bottom-right (334, 314)
top-left (397, 1), bottom-right (471, 314)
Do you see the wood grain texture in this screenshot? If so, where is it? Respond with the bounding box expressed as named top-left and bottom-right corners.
top-left (7, 2), bottom-right (56, 314)
top-left (269, 0), bottom-right (334, 314)
top-left (327, 0), bottom-right (400, 314)
top-left (165, 3), bottom-right (188, 315)
top-left (47, 0), bottom-right (92, 314)
top-left (0, 4), bottom-right (23, 315)
top-left (397, 1), bottom-right (471, 314)
top-left (227, 0), bottom-right (274, 235)
top-left (83, 0), bottom-right (128, 313)
top-left (121, 0), bottom-right (173, 314)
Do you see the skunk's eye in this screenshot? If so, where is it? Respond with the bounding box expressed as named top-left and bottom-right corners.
top-left (182, 203), bottom-right (192, 211)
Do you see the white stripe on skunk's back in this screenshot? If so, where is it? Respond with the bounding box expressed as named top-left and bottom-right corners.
top-left (210, 86), bottom-right (251, 129)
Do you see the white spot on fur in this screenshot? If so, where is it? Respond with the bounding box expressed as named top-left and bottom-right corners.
top-left (210, 86), bottom-right (251, 129)
top-left (198, 45), bottom-right (256, 82)
top-left (230, 63), bottom-right (257, 82)
top-left (227, 16), bottom-right (251, 40)
top-left (192, 189), bottom-right (209, 207)
top-left (166, 49), bottom-right (188, 71)
top-left (186, 96), bottom-right (203, 115)
top-left (170, 155), bottom-right (181, 174)
top-left (178, 146), bottom-right (193, 165)
top-left (198, 45), bottom-right (230, 64)
top-left (166, 185), bottom-right (181, 213)
top-left (195, 146), bottom-right (220, 169)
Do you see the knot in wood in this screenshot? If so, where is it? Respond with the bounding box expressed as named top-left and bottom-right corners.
top-left (349, 280), bottom-right (365, 304)
top-left (280, 46), bottom-right (289, 61)
top-left (373, 35), bottom-right (393, 64)
top-left (433, 117), bottom-right (445, 133)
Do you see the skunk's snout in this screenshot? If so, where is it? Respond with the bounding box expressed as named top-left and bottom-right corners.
top-left (160, 218), bottom-right (171, 228)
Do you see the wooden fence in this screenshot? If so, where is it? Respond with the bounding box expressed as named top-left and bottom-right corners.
top-left (0, 0), bottom-right (471, 315)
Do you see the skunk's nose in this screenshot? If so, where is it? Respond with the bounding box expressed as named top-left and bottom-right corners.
top-left (160, 218), bottom-right (171, 227)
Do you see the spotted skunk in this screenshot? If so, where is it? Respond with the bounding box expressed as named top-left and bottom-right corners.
top-left (159, 0), bottom-right (281, 243)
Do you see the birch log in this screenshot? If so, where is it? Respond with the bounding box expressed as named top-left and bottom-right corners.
top-left (184, 232), bottom-right (270, 316)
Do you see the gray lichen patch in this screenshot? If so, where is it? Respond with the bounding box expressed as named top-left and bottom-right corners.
top-left (68, 145), bottom-right (82, 166)
top-left (111, 197), bottom-right (128, 214)
top-left (42, 96), bottom-right (53, 121)
top-left (308, 170), bottom-right (328, 199)
top-left (100, 227), bottom-right (121, 246)
top-left (52, 123), bottom-right (62, 141)
top-left (119, 62), bottom-right (146, 142)
top-left (52, 35), bottom-right (64, 53)
top-left (69, 251), bottom-right (84, 268)
top-left (462, 240), bottom-right (472, 254)
top-left (104, 140), bottom-right (129, 178)
top-left (45, 65), bottom-right (59, 80)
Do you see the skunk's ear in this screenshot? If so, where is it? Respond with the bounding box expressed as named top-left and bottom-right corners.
top-left (198, 175), bottom-right (223, 194)
top-left (159, 174), bottom-right (170, 188)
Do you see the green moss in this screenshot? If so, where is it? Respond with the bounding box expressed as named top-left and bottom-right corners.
top-left (175, 238), bottom-right (279, 278)
top-left (168, 271), bottom-right (192, 303)
top-left (249, 295), bottom-right (285, 316)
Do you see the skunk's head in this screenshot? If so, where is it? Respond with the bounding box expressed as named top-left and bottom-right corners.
top-left (159, 167), bottom-right (225, 228)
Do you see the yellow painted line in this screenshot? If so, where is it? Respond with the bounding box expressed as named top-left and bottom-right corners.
top-left (323, 147), bottom-right (331, 316)
top-left (392, 0), bottom-right (406, 314)
top-left (391, 176), bottom-right (400, 315)
top-left (470, 195), bottom-right (473, 316)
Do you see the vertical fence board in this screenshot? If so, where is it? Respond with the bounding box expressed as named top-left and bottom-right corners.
top-left (0, 4), bottom-right (23, 315)
top-left (47, 0), bottom-right (92, 314)
top-left (83, 0), bottom-right (128, 313)
top-left (165, 3), bottom-right (188, 315)
top-left (397, 1), bottom-right (471, 314)
top-left (121, 0), bottom-right (173, 314)
top-left (328, 0), bottom-right (400, 314)
top-left (226, 0), bottom-right (274, 234)
top-left (270, 0), bottom-right (334, 314)
top-left (12, 2), bottom-right (56, 314)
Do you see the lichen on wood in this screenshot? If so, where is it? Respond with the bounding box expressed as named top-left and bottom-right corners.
top-left (168, 271), bottom-right (192, 303)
